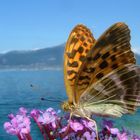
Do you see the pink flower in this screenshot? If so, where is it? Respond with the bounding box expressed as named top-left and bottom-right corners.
top-left (110, 128), bottom-right (119, 135)
top-left (30, 109), bottom-right (47, 140)
top-left (59, 126), bottom-right (67, 133)
top-left (106, 125), bottom-right (119, 135)
top-left (46, 107), bottom-right (56, 115)
top-left (82, 131), bottom-right (91, 139)
top-left (4, 108), bottom-right (32, 140)
top-left (37, 108), bottom-right (60, 130)
top-left (4, 107), bottom-right (140, 140)
top-left (38, 112), bottom-right (55, 123)
top-left (8, 114), bottom-right (14, 120)
top-left (4, 122), bottom-right (17, 135)
top-left (117, 132), bottom-right (128, 140)
top-left (69, 120), bottom-right (84, 132)
top-left (82, 119), bottom-right (95, 130)
top-left (19, 107), bottom-right (27, 116)
top-left (81, 131), bottom-right (96, 140)
top-left (30, 109), bottom-right (40, 117)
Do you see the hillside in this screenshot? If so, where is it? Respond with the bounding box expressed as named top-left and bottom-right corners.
top-left (0, 44), bottom-right (65, 69)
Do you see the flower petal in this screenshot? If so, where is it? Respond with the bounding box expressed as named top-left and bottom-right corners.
top-left (70, 121), bottom-right (83, 132)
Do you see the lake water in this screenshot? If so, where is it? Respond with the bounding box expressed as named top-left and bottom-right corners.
top-left (0, 70), bottom-right (140, 140)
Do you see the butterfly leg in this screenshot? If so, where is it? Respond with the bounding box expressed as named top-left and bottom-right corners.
top-left (85, 116), bottom-right (99, 140)
top-left (66, 112), bottom-right (73, 129)
top-left (68, 112), bottom-right (72, 126)
top-left (60, 113), bottom-right (73, 139)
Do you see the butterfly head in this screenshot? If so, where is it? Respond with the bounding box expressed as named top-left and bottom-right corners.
top-left (61, 101), bottom-right (74, 112)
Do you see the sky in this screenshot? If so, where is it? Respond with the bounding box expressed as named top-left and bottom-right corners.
top-left (0, 0), bottom-right (140, 53)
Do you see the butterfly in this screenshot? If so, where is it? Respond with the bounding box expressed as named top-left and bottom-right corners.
top-left (62, 22), bottom-right (140, 134)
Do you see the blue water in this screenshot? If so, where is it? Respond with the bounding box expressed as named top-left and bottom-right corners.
top-left (0, 70), bottom-right (139, 140)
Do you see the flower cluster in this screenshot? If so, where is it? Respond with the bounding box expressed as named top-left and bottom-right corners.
top-left (3, 107), bottom-right (140, 140)
top-left (31, 108), bottom-right (97, 139)
top-left (30, 108), bottom-right (61, 140)
top-left (99, 119), bottom-right (140, 140)
top-left (3, 107), bottom-right (32, 140)
top-left (60, 117), bottom-right (97, 139)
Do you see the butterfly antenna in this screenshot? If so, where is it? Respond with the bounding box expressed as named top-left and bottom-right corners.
top-left (30, 84), bottom-right (63, 103)
top-left (42, 98), bottom-right (63, 103)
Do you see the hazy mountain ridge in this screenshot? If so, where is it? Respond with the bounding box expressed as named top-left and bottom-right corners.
top-left (0, 44), bottom-right (140, 70)
top-left (0, 44), bottom-right (65, 70)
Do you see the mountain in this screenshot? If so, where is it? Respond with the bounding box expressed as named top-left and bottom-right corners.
top-left (0, 44), bottom-right (140, 70)
top-left (0, 44), bottom-right (65, 70)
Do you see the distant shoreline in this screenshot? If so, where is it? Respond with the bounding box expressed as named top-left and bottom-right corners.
top-left (0, 67), bottom-right (63, 71)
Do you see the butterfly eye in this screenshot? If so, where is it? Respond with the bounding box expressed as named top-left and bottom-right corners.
top-left (61, 101), bottom-right (69, 111)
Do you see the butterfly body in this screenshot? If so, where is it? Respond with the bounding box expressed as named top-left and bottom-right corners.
top-left (62, 101), bottom-right (124, 117)
top-left (63, 22), bottom-right (140, 119)
top-left (61, 101), bottom-right (89, 118)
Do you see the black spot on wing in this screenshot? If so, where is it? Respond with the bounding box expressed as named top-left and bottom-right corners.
top-left (85, 49), bottom-right (89, 53)
top-left (80, 36), bottom-right (85, 41)
top-left (71, 38), bottom-right (78, 44)
top-left (83, 42), bottom-right (88, 47)
top-left (78, 46), bottom-right (84, 53)
top-left (110, 55), bottom-right (116, 61)
top-left (88, 39), bottom-right (92, 43)
top-left (79, 56), bottom-right (86, 62)
top-left (113, 47), bottom-right (117, 52)
top-left (67, 70), bottom-right (77, 75)
top-left (67, 61), bottom-right (78, 67)
top-left (87, 57), bottom-right (92, 61)
top-left (93, 53), bottom-right (101, 60)
top-left (102, 52), bottom-right (110, 59)
top-left (96, 72), bottom-right (104, 79)
top-left (111, 63), bottom-right (118, 69)
top-left (99, 60), bottom-right (108, 69)
top-left (79, 75), bottom-right (91, 81)
top-left (67, 50), bottom-right (77, 59)
top-left (78, 81), bottom-right (89, 86)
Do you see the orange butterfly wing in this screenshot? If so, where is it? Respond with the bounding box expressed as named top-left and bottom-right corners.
top-left (64, 24), bottom-right (96, 104)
